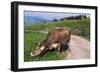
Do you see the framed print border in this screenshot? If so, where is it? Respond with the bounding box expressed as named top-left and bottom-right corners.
top-left (11, 1), bottom-right (98, 72)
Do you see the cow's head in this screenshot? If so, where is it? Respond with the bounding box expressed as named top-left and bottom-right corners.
top-left (30, 42), bottom-right (45, 57)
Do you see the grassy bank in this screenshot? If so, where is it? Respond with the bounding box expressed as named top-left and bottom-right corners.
top-left (25, 19), bottom-right (90, 40)
top-left (24, 32), bottom-right (67, 62)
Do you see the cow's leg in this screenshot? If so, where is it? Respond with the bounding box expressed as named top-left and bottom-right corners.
top-left (57, 43), bottom-right (61, 53)
top-left (58, 43), bottom-right (62, 53)
top-left (60, 42), bottom-right (70, 52)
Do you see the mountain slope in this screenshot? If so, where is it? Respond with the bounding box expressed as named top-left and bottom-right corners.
top-left (24, 16), bottom-right (53, 25)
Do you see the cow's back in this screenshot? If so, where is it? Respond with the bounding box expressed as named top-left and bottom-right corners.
top-left (47, 27), bottom-right (71, 44)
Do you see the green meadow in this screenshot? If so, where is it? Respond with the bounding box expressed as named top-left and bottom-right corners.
top-left (24, 19), bottom-right (90, 62)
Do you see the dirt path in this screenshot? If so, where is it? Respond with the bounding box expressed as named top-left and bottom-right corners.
top-left (66, 35), bottom-right (90, 59)
top-left (37, 31), bottom-right (90, 59)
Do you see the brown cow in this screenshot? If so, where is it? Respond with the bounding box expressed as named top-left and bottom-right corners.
top-left (31, 27), bottom-right (71, 57)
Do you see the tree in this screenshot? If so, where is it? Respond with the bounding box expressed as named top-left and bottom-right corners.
top-left (60, 18), bottom-right (64, 21)
top-left (53, 18), bottom-right (58, 22)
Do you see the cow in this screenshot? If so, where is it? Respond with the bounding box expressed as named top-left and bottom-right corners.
top-left (30, 27), bottom-right (71, 57)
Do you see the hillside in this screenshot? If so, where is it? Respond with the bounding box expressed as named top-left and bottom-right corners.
top-left (25, 19), bottom-right (90, 40)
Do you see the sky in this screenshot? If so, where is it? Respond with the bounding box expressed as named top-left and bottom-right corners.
top-left (24, 11), bottom-right (90, 20)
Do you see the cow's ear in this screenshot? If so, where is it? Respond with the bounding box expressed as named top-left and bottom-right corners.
top-left (37, 42), bottom-right (40, 45)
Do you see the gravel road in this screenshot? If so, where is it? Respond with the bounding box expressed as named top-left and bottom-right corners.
top-left (66, 35), bottom-right (90, 59)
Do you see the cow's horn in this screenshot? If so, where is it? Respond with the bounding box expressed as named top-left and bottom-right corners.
top-left (30, 52), bottom-right (35, 57)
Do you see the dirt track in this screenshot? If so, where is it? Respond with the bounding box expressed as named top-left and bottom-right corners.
top-left (66, 35), bottom-right (90, 59)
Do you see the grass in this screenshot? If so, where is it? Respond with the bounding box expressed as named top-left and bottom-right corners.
top-left (24, 19), bottom-right (90, 62)
top-left (25, 19), bottom-right (90, 40)
top-left (24, 32), bottom-right (67, 62)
